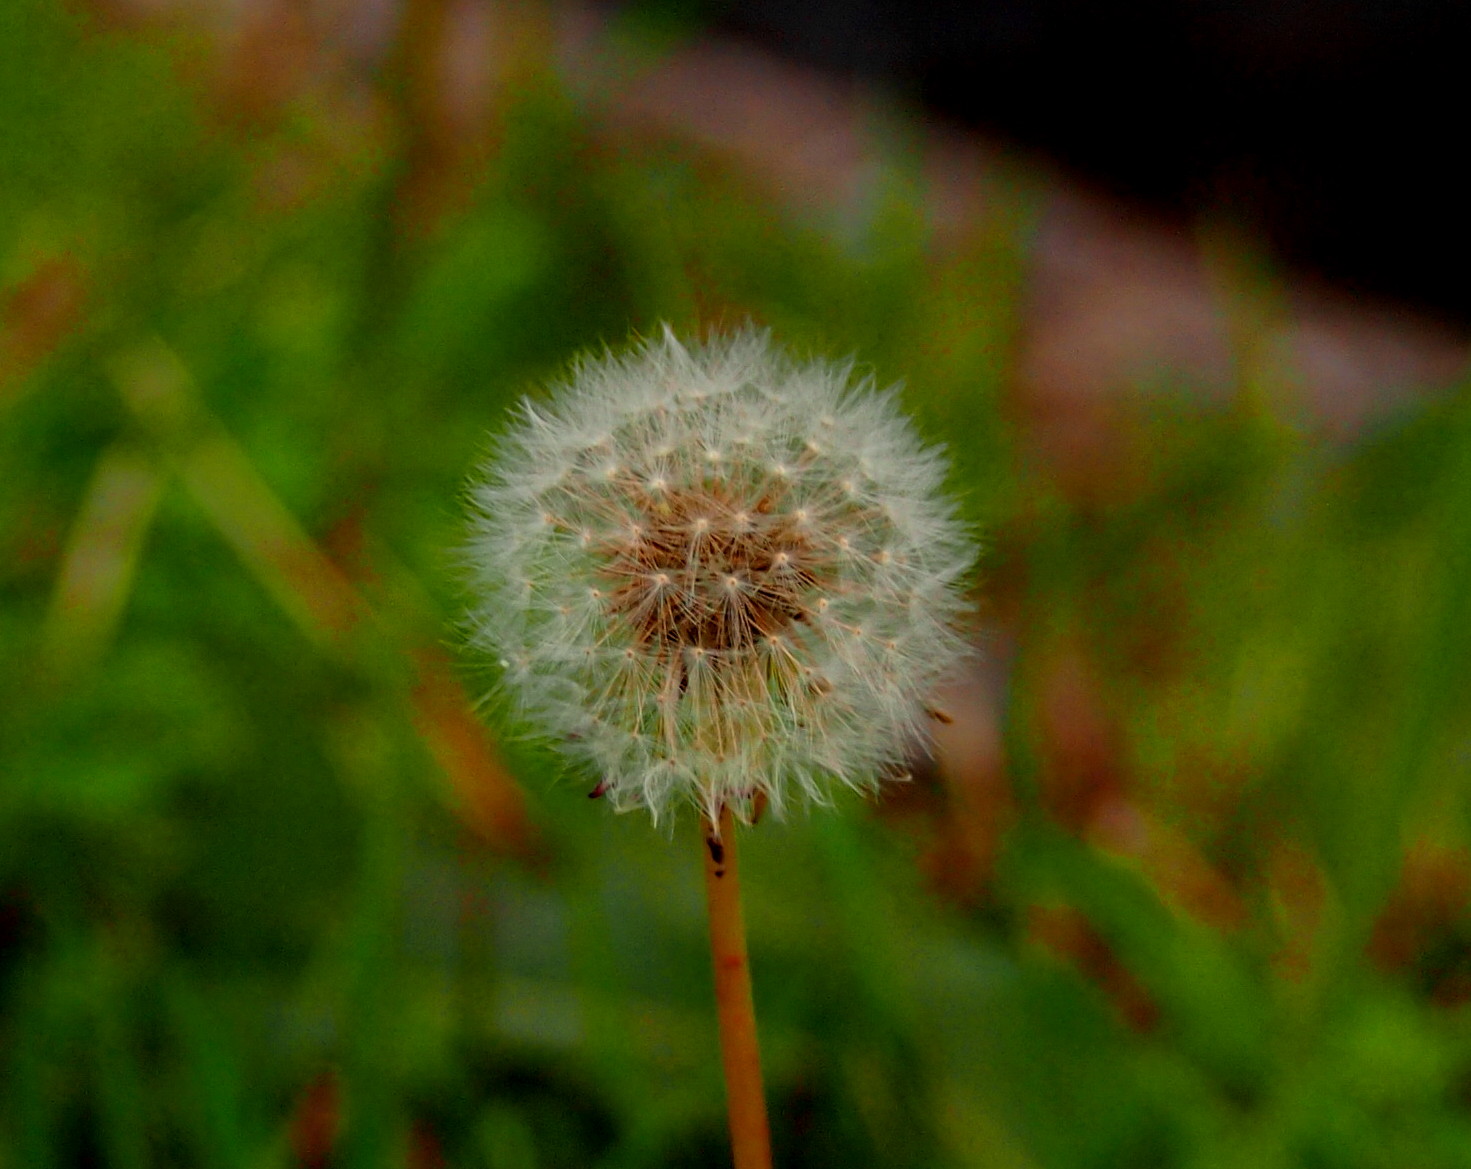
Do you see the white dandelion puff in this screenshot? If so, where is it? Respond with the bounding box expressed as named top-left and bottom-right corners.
top-left (463, 326), bottom-right (977, 825)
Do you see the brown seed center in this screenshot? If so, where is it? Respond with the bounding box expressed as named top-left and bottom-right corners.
top-left (599, 485), bottom-right (820, 654)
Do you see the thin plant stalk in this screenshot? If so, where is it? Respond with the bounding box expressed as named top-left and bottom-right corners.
top-left (702, 803), bottom-right (773, 1169)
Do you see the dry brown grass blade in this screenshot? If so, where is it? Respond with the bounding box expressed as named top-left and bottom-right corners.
top-left (410, 646), bottom-right (538, 857)
top-left (0, 255), bottom-right (88, 413)
top-left (41, 442), bottom-right (165, 680)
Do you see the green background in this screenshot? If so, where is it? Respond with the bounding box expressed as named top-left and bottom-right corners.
top-left (4, 3), bottom-right (1471, 1165)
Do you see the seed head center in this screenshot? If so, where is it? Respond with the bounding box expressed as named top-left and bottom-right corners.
top-left (601, 485), bottom-right (821, 655)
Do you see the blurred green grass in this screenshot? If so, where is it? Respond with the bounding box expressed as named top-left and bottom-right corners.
top-left (5, 2), bottom-right (1471, 1167)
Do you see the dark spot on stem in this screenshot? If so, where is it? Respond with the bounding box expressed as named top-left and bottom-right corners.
top-left (706, 837), bottom-right (725, 866)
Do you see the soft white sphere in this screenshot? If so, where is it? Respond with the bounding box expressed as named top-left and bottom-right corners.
top-left (464, 327), bottom-right (976, 825)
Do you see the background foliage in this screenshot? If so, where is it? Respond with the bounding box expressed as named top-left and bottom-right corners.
top-left (4, 3), bottom-right (1471, 1167)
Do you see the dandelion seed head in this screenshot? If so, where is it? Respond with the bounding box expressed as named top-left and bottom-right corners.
top-left (463, 326), bottom-right (976, 825)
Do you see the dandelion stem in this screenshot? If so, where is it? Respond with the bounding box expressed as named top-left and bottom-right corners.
top-left (702, 803), bottom-right (773, 1169)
